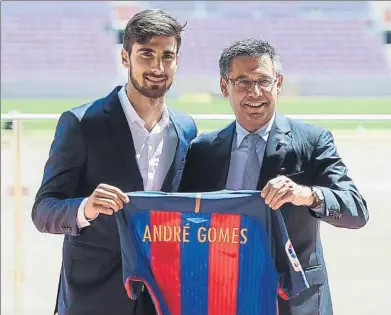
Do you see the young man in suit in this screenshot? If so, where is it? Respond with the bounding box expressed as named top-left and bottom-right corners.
top-left (32, 9), bottom-right (197, 315)
top-left (179, 38), bottom-right (368, 315)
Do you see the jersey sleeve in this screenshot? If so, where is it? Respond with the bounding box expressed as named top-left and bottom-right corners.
top-left (271, 209), bottom-right (310, 300)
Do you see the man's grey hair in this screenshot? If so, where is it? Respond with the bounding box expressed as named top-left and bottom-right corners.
top-left (219, 38), bottom-right (283, 77)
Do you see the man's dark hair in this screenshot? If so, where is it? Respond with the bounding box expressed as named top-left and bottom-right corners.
top-left (219, 38), bottom-right (283, 76)
top-left (123, 9), bottom-right (186, 53)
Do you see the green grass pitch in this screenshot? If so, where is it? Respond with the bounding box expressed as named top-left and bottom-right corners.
top-left (1, 97), bottom-right (390, 131)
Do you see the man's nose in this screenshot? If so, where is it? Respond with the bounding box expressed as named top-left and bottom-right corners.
top-left (247, 83), bottom-right (264, 97)
top-left (151, 58), bottom-right (164, 74)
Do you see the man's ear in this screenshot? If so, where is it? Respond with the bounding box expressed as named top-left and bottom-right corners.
top-left (220, 76), bottom-right (229, 97)
top-left (121, 48), bottom-right (130, 68)
top-left (276, 74), bottom-right (284, 95)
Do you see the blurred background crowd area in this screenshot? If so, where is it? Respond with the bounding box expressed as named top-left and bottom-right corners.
top-left (1, 1), bottom-right (391, 101)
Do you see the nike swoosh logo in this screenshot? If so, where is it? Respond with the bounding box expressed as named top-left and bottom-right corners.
top-left (185, 217), bottom-right (208, 224)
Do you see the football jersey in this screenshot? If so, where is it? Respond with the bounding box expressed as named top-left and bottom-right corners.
top-left (115, 190), bottom-right (309, 315)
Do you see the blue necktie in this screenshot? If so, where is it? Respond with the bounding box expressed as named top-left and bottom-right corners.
top-left (242, 134), bottom-right (262, 190)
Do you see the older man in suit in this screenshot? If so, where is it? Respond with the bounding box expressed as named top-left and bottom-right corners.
top-left (31, 9), bottom-right (197, 315)
top-left (179, 38), bottom-right (368, 315)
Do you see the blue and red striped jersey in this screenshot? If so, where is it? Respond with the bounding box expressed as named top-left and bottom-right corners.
top-left (115, 190), bottom-right (309, 315)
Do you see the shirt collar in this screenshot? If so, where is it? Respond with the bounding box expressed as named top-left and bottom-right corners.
top-left (118, 84), bottom-right (170, 129)
top-left (235, 112), bottom-right (275, 149)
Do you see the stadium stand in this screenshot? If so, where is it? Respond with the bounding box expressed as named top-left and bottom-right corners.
top-left (1, 1), bottom-right (390, 98)
top-left (1, 1), bottom-right (117, 98)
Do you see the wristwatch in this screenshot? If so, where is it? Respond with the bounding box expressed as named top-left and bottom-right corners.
top-left (309, 186), bottom-right (324, 209)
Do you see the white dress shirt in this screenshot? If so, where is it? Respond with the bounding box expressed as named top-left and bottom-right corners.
top-left (226, 114), bottom-right (275, 190)
top-left (76, 84), bottom-right (178, 228)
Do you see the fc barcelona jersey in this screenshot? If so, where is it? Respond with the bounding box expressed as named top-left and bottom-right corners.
top-left (115, 190), bottom-right (309, 315)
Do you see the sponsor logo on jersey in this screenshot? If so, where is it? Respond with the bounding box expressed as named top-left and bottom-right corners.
top-left (285, 239), bottom-right (302, 272)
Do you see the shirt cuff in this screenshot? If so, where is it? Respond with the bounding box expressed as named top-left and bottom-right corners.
top-left (76, 198), bottom-right (99, 229)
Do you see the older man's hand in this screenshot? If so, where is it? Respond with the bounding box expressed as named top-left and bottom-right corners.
top-left (261, 175), bottom-right (315, 210)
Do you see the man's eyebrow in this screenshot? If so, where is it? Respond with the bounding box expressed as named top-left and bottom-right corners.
top-left (137, 48), bottom-right (155, 53)
top-left (232, 75), bottom-right (249, 80)
top-left (258, 75), bottom-right (274, 80)
top-left (162, 50), bottom-right (175, 55)
top-left (137, 48), bottom-right (175, 55)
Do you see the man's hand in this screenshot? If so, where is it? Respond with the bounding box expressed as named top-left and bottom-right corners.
top-left (261, 175), bottom-right (315, 210)
top-left (84, 183), bottom-right (130, 219)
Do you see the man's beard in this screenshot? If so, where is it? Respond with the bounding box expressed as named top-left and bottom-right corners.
top-left (129, 69), bottom-right (172, 99)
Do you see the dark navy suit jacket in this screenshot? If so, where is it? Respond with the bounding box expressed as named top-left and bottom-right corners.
top-left (179, 113), bottom-right (369, 315)
top-left (32, 86), bottom-right (197, 315)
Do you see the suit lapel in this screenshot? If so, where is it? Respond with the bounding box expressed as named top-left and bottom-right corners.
top-left (160, 109), bottom-right (189, 192)
top-left (210, 122), bottom-right (236, 190)
top-left (103, 87), bottom-right (144, 190)
top-left (258, 113), bottom-right (292, 190)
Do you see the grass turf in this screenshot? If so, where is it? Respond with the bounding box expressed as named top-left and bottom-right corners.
top-left (1, 97), bottom-right (390, 131)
